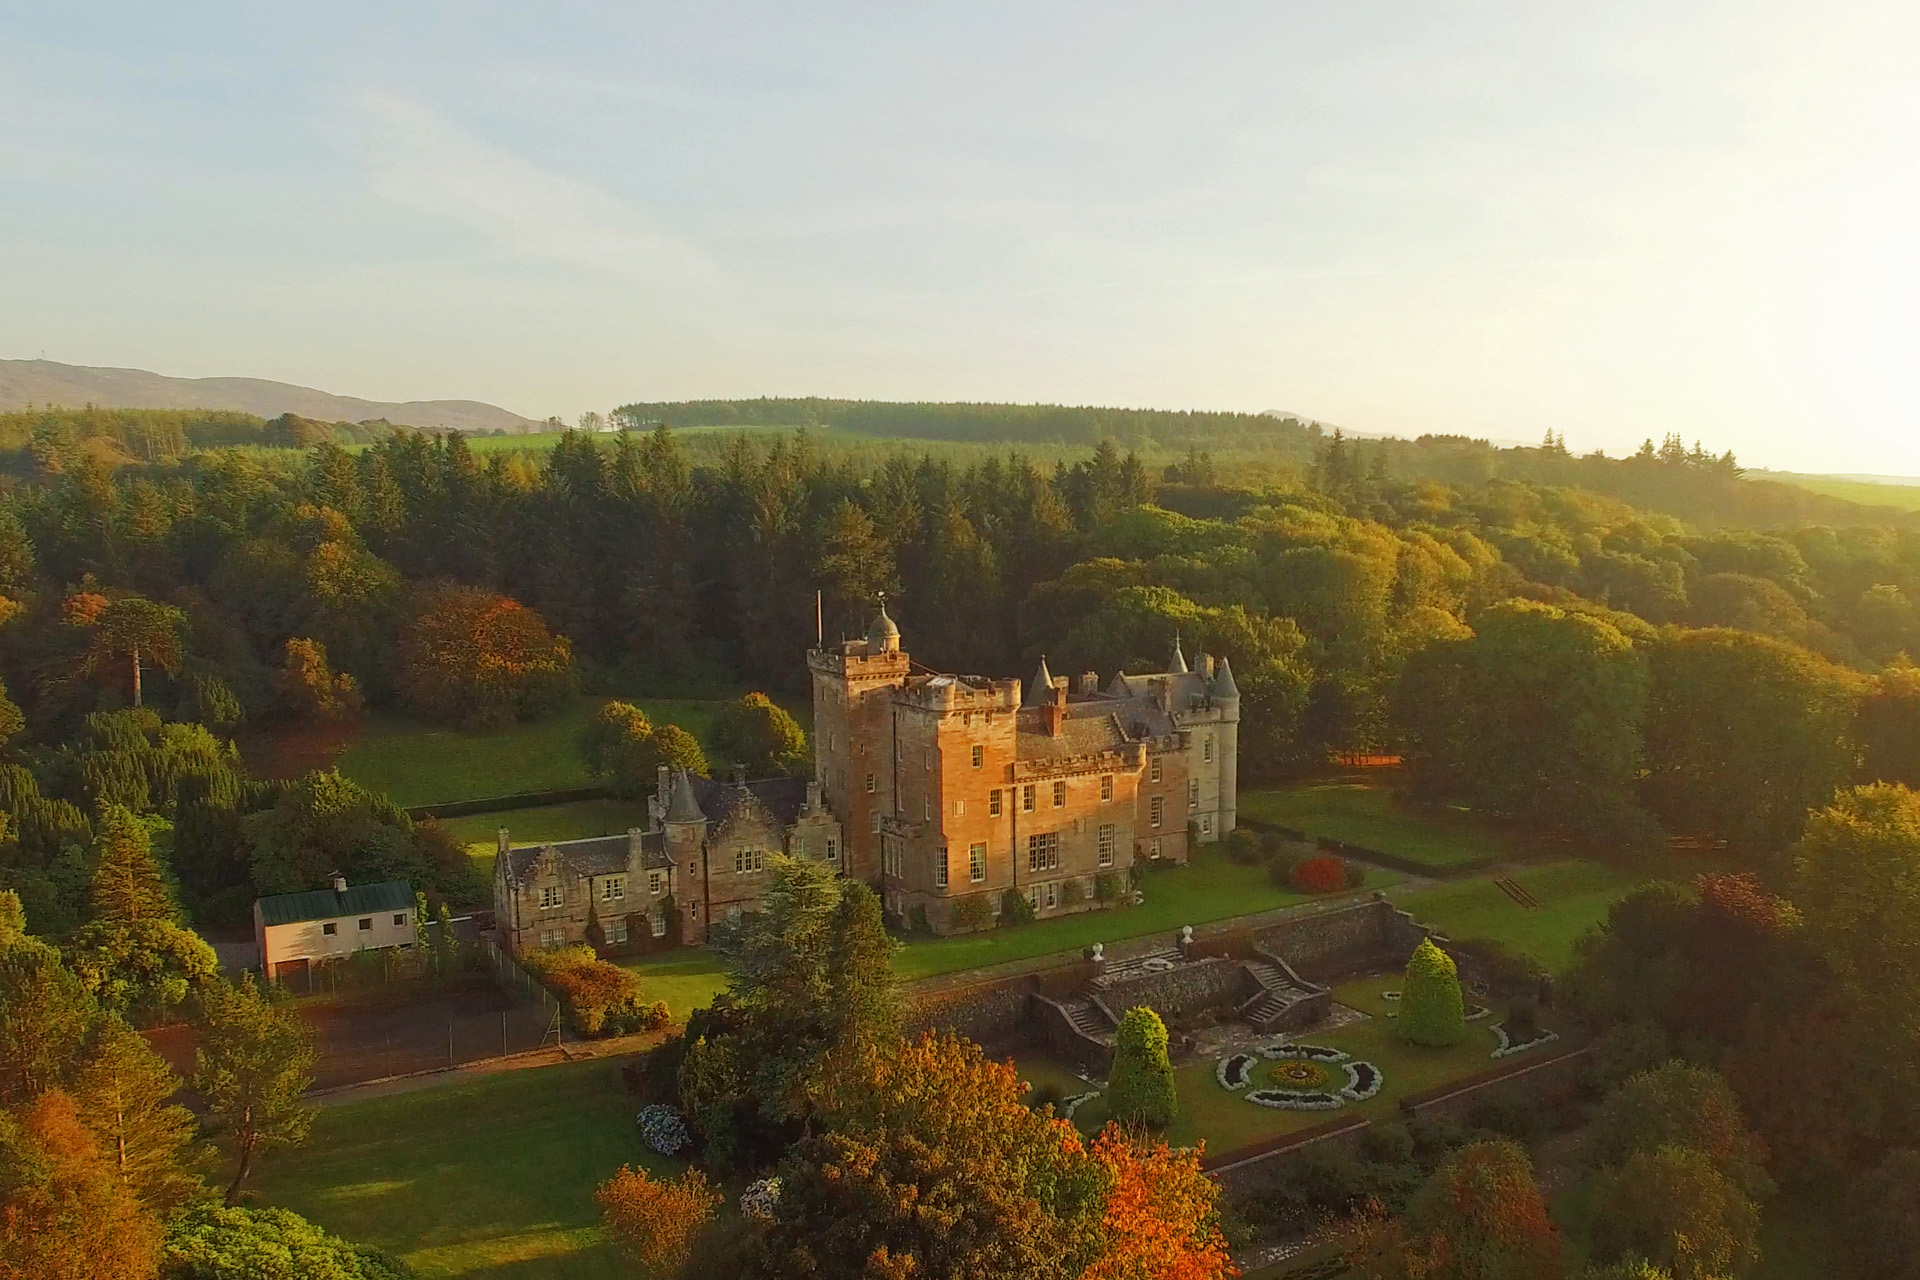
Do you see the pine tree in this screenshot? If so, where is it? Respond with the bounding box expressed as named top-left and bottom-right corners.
top-left (87, 806), bottom-right (178, 927)
top-left (195, 975), bottom-right (316, 1205)
top-left (70, 1016), bottom-right (202, 1212)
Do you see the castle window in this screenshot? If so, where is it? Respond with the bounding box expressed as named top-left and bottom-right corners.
top-left (989, 789), bottom-right (1002, 817)
top-left (1052, 780), bottom-right (1066, 807)
top-left (1202, 815), bottom-right (1213, 835)
top-left (971, 744), bottom-right (983, 769)
top-left (1150, 837), bottom-right (1163, 859)
top-left (1150, 796), bottom-right (1164, 829)
top-left (923, 795), bottom-right (931, 821)
top-left (936, 847), bottom-right (949, 888)
top-left (1027, 881), bottom-right (1057, 911)
top-left (1021, 784), bottom-right (1035, 813)
top-left (651, 913), bottom-right (668, 938)
top-left (969, 842), bottom-right (986, 882)
top-left (606, 918), bottom-right (628, 945)
top-left (826, 837), bottom-right (838, 863)
top-left (865, 773), bottom-right (876, 793)
top-left (733, 848), bottom-right (766, 874)
top-left (539, 885), bottom-right (563, 909)
top-left (648, 870), bottom-right (663, 895)
top-left (1098, 824), bottom-right (1116, 867)
top-left (1083, 879), bottom-right (1096, 899)
top-left (1150, 758), bottom-right (1162, 784)
top-left (872, 811), bottom-right (881, 832)
top-left (1204, 735), bottom-right (1214, 763)
top-left (1189, 780), bottom-right (1199, 809)
top-left (603, 876), bottom-right (626, 901)
top-left (1026, 831), bottom-right (1060, 873)
top-left (540, 927), bottom-right (563, 948)
top-left (884, 835), bottom-right (903, 878)
top-left (1100, 775), bottom-right (1113, 802)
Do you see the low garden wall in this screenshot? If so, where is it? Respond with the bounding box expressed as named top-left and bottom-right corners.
top-left (905, 960), bottom-right (1096, 1052)
top-left (1093, 956), bottom-right (1253, 1026)
top-left (407, 785), bottom-right (612, 821)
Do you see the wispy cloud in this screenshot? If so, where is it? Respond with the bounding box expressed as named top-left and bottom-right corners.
top-left (349, 89), bottom-right (719, 290)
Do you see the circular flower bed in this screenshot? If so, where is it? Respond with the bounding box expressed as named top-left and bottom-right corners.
top-left (636, 1104), bottom-right (690, 1155)
top-left (1218, 1042), bottom-right (1384, 1111)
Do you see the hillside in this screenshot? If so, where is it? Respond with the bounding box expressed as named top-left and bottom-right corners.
top-left (0, 358), bottom-right (536, 434)
top-left (1759, 471), bottom-right (1920, 513)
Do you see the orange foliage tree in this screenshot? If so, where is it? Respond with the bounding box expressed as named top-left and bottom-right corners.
top-left (595, 1164), bottom-right (721, 1278)
top-left (277, 637), bottom-right (362, 720)
top-left (394, 584), bottom-right (576, 729)
top-left (1338, 1138), bottom-right (1563, 1280)
top-left (0, 1089), bottom-right (162, 1280)
top-left (1085, 1125), bottom-right (1235, 1280)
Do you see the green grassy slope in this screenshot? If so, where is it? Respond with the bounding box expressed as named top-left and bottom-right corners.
top-left (1239, 782), bottom-right (1521, 869)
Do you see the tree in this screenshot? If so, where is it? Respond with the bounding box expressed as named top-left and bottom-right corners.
top-left (1107, 1006), bottom-right (1177, 1129)
top-left (85, 805), bottom-right (179, 926)
top-left (650, 724), bottom-right (709, 777)
top-left (0, 1089), bottom-right (162, 1280)
top-left (68, 593), bottom-right (188, 708)
top-left (578, 700), bottom-right (655, 797)
top-left (1791, 783), bottom-right (1920, 1007)
top-left (1843, 1147), bottom-right (1920, 1280)
top-left (1396, 600), bottom-right (1651, 836)
top-left (1401, 938), bottom-right (1466, 1047)
top-left (814, 499), bottom-right (898, 641)
top-left (394, 584), bottom-right (576, 729)
top-left (747, 1034), bottom-right (1109, 1280)
top-left (1340, 1138), bottom-right (1564, 1280)
top-left (277, 637), bottom-right (362, 720)
top-left (1589, 1063), bottom-right (1771, 1200)
top-left (1082, 1125), bottom-right (1234, 1280)
top-left (69, 1016), bottom-right (202, 1213)
top-left (595, 1165), bottom-right (722, 1278)
top-left (1643, 628), bottom-right (1860, 851)
top-left (160, 1203), bottom-right (414, 1280)
top-left (0, 925), bottom-right (98, 1108)
top-left (1585, 1147), bottom-right (1759, 1280)
top-left (63, 806), bottom-right (217, 1018)
top-left (194, 975), bottom-right (317, 1205)
top-left (0, 673), bottom-right (24, 746)
top-left (710, 693), bottom-right (808, 777)
top-left (822, 880), bottom-right (900, 1054)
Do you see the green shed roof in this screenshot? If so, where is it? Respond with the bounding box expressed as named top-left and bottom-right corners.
top-left (256, 880), bottom-right (414, 927)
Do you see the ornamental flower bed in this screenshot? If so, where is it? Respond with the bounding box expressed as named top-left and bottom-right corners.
top-left (1289, 854), bottom-right (1350, 894)
top-left (1219, 1042), bottom-right (1383, 1111)
top-left (1060, 1091), bottom-right (1100, 1120)
top-left (636, 1104), bottom-right (690, 1155)
top-left (1490, 1022), bottom-right (1561, 1059)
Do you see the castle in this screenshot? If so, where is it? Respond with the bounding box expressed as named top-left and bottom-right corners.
top-left (494, 605), bottom-right (1238, 951)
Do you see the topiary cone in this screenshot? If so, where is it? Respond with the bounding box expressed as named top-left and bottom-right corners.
top-left (1401, 937), bottom-right (1468, 1046)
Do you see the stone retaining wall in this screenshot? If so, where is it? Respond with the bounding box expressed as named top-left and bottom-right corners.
top-left (1094, 956), bottom-right (1254, 1026)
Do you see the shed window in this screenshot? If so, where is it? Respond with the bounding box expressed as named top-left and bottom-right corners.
top-left (393, 914), bottom-right (406, 926)
top-left (322, 922), bottom-right (337, 936)
top-left (358, 917), bottom-right (373, 931)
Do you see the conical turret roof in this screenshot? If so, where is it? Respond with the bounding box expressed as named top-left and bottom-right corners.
top-left (1168, 633), bottom-right (1189, 675)
top-left (1211, 655), bottom-right (1239, 700)
top-left (664, 768), bottom-right (707, 824)
top-left (1024, 654), bottom-right (1055, 706)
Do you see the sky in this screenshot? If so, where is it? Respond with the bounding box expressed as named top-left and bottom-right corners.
top-left (2, 2), bottom-right (1917, 473)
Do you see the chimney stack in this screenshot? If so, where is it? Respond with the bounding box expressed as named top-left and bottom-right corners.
top-left (1079, 672), bottom-right (1099, 695)
top-left (497, 827), bottom-right (510, 857)
top-left (329, 871), bottom-right (348, 894)
top-left (1046, 679), bottom-right (1067, 737)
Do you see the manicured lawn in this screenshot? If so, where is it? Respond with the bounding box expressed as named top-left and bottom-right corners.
top-left (892, 849), bottom-right (1399, 981)
top-left (440, 798), bottom-right (653, 879)
top-left (336, 696), bottom-right (753, 807)
top-left (1239, 782), bottom-right (1520, 870)
top-left (618, 949), bottom-right (730, 1021)
top-left (1393, 860), bottom-right (1648, 975)
top-left (1070, 974), bottom-right (1563, 1158)
top-left (253, 1058), bottom-right (668, 1279)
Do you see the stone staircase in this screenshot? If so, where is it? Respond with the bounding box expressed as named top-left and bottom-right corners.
top-left (1059, 995), bottom-right (1115, 1040)
top-left (1236, 953), bottom-right (1330, 1033)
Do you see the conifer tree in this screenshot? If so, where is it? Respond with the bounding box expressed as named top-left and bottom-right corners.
top-left (1401, 937), bottom-right (1467, 1046)
top-left (1107, 1006), bottom-right (1176, 1129)
top-left (195, 975), bottom-right (317, 1205)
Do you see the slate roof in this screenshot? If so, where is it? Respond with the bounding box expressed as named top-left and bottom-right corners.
top-left (1015, 705), bottom-right (1133, 761)
top-left (256, 879), bottom-right (414, 927)
top-left (690, 773), bottom-right (811, 828)
top-left (499, 830), bottom-right (669, 890)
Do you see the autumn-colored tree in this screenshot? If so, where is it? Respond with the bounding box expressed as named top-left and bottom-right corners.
top-left (1340, 1138), bottom-right (1564, 1280)
top-left (651, 723), bottom-right (709, 777)
top-left (579, 700), bottom-right (656, 796)
top-left (0, 1089), bottom-right (162, 1280)
top-left (394, 584), bottom-right (577, 729)
top-left (66, 592), bottom-right (188, 708)
top-left (194, 974), bottom-right (317, 1205)
top-left (277, 636), bottom-right (362, 720)
top-left (1083, 1125), bottom-right (1235, 1280)
top-left (595, 1165), bottom-right (722, 1278)
top-left (1586, 1146), bottom-right (1759, 1280)
top-left (748, 1033), bottom-right (1109, 1279)
top-left (1590, 1063), bottom-right (1771, 1199)
top-left (711, 692), bottom-right (809, 777)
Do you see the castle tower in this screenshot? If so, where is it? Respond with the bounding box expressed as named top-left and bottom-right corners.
top-left (1212, 656), bottom-right (1240, 836)
top-left (808, 603), bottom-right (912, 883)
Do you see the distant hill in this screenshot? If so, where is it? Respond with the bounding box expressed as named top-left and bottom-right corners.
top-left (0, 358), bottom-right (536, 434)
top-left (1757, 471), bottom-right (1920, 513)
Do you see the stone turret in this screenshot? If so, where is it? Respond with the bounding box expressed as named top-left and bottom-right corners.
top-left (1168, 633), bottom-right (1189, 675)
top-left (867, 602), bottom-right (901, 654)
top-left (1024, 654), bottom-right (1056, 707)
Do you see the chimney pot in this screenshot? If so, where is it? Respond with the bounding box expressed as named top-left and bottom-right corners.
top-left (329, 872), bottom-right (347, 894)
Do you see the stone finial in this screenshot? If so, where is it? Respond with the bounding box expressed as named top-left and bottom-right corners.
top-left (1168, 632), bottom-right (1189, 675)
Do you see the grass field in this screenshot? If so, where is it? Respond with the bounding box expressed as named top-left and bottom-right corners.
top-left (618, 949), bottom-right (730, 1021)
top-left (892, 848), bottom-right (1398, 981)
top-left (440, 798), bottom-right (652, 879)
top-left (1069, 973), bottom-right (1560, 1156)
top-left (1239, 782), bottom-right (1519, 870)
top-left (1763, 471), bottom-right (1920, 512)
top-left (1393, 859), bottom-right (1647, 974)
top-left (254, 1058), bottom-right (667, 1279)
top-left (337, 695), bottom-right (754, 807)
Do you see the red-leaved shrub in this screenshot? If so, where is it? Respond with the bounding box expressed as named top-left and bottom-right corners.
top-left (1289, 854), bottom-right (1349, 894)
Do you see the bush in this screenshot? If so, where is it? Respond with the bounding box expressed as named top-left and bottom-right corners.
top-left (522, 944), bottom-right (658, 1036)
top-left (1107, 1006), bottom-right (1176, 1129)
top-left (1001, 888), bottom-right (1036, 925)
top-left (1343, 859), bottom-right (1367, 889)
top-left (1289, 854), bottom-right (1349, 894)
top-left (1223, 828), bottom-right (1262, 865)
top-left (951, 895), bottom-right (995, 932)
top-left (1093, 871), bottom-right (1124, 902)
top-left (636, 1103), bottom-right (692, 1155)
top-left (1267, 854), bottom-right (1302, 888)
top-left (1401, 938), bottom-right (1468, 1046)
